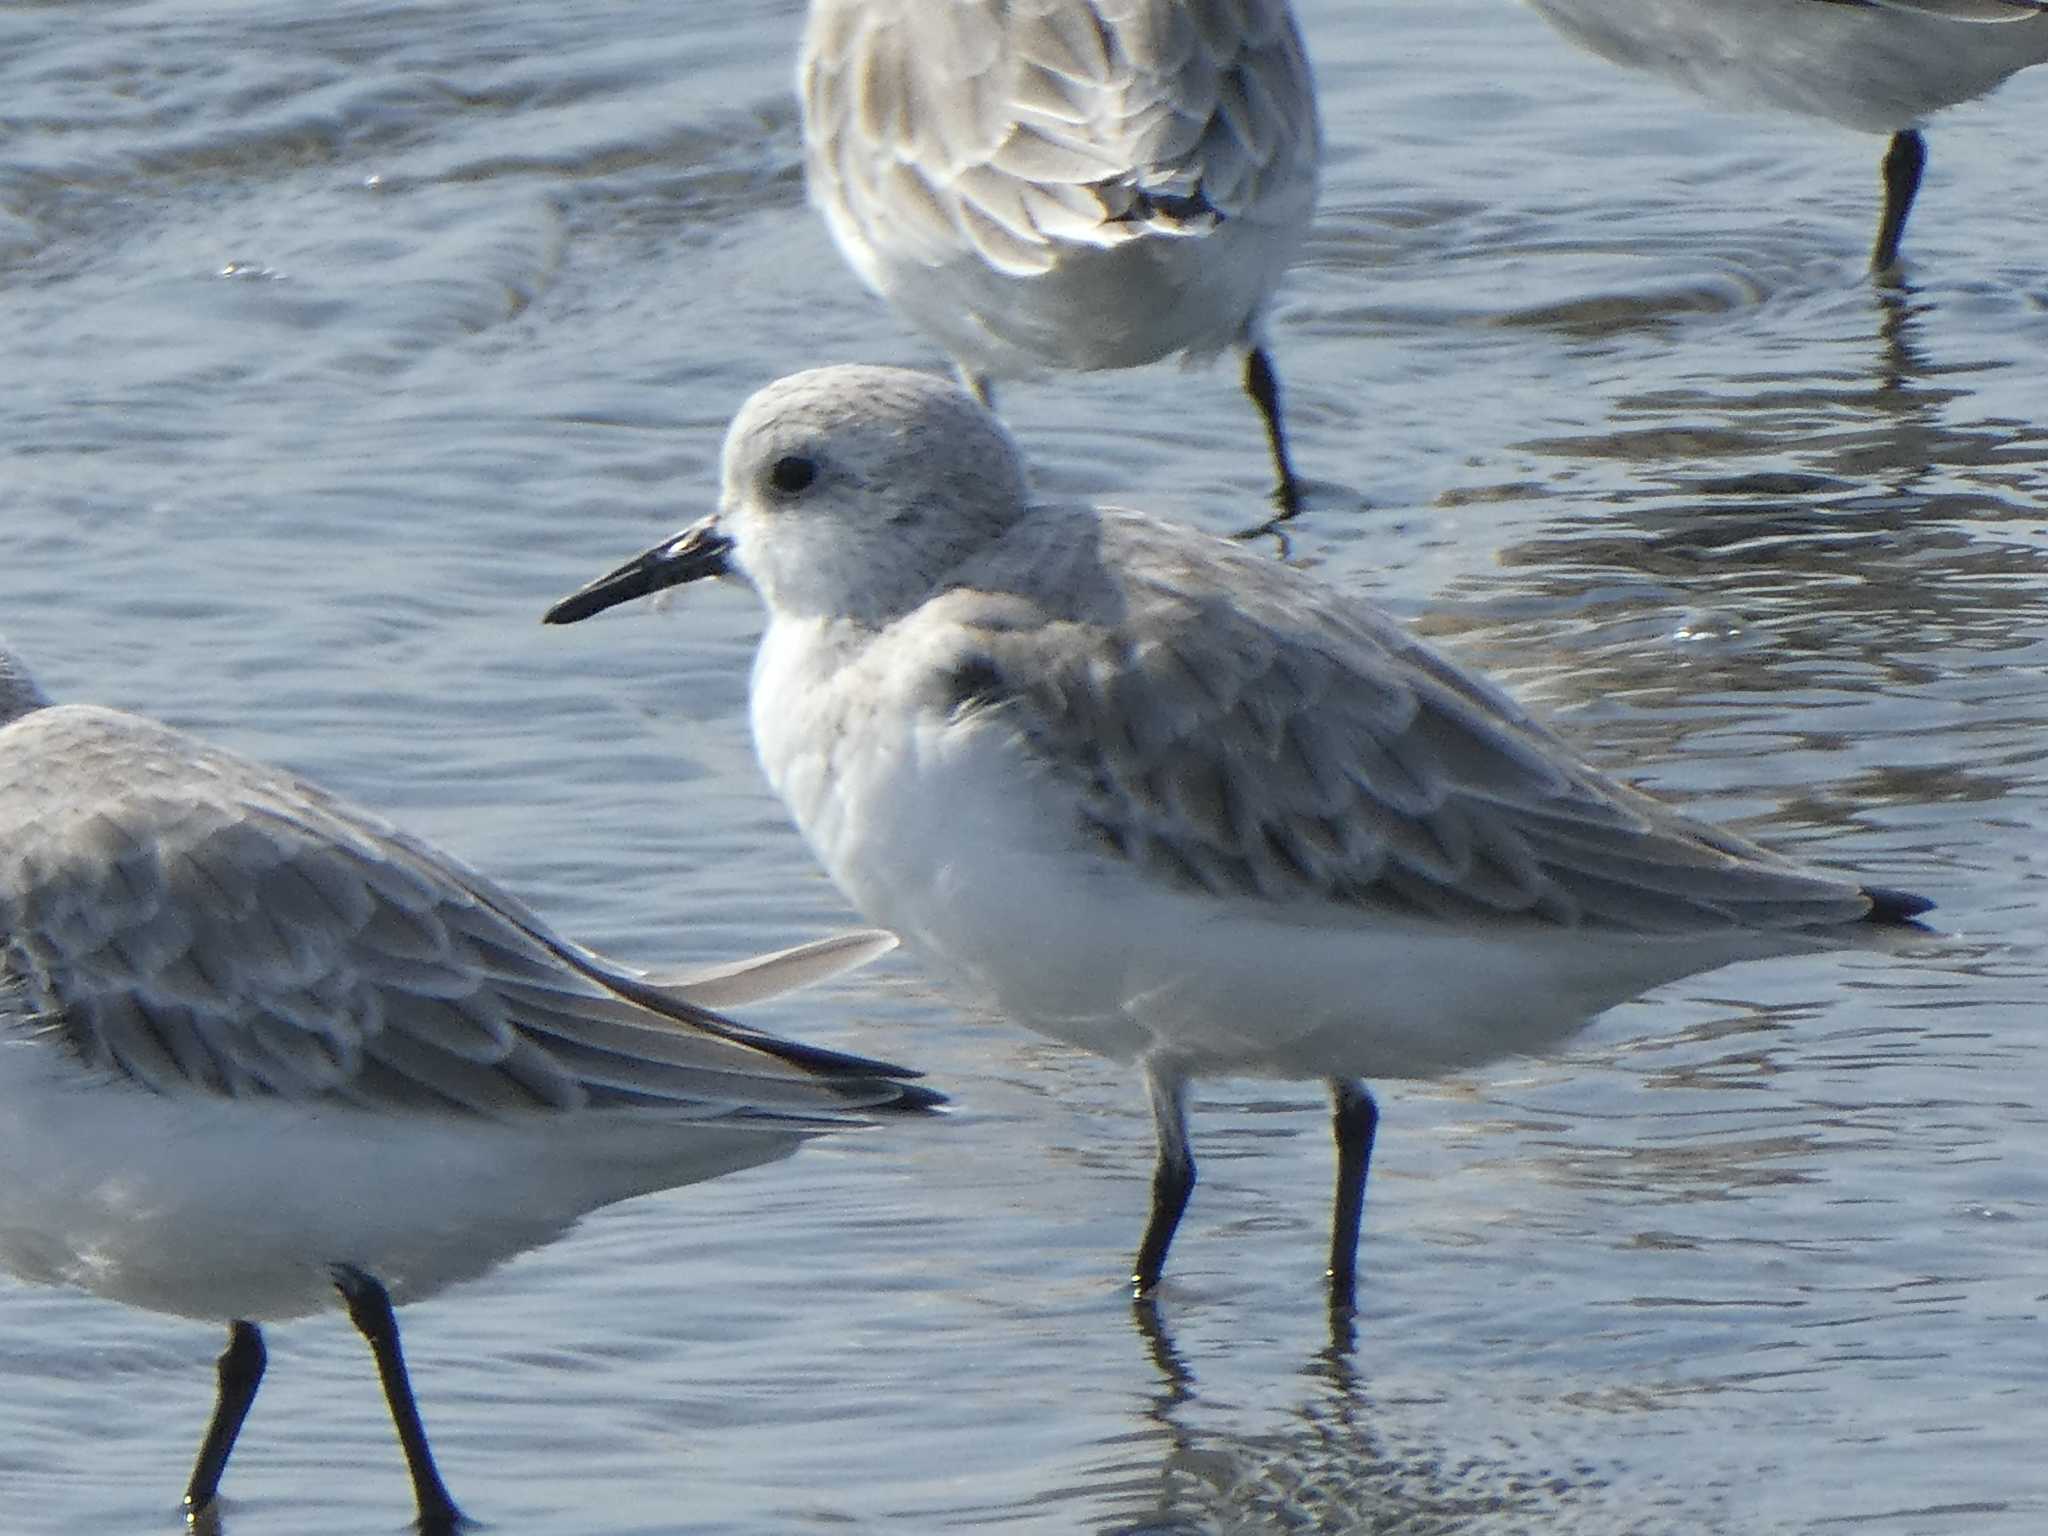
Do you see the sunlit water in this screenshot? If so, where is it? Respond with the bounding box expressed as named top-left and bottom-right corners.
top-left (2, 0), bottom-right (2045, 1531)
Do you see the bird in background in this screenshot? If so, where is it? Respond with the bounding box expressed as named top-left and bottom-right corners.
top-left (800, 0), bottom-right (1322, 516)
top-left (1521, 0), bottom-right (2048, 272)
top-left (546, 364), bottom-right (1931, 1314)
top-left (0, 643), bottom-right (937, 1531)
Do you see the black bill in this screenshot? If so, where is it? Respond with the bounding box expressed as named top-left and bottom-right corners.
top-left (543, 517), bottom-right (734, 625)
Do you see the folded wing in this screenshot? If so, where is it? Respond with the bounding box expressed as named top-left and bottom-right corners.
top-left (945, 512), bottom-right (1921, 937)
top-left (802, 0), bottom-right (1319, 276)
top-left (0, 708), bottom-right (934, 1119)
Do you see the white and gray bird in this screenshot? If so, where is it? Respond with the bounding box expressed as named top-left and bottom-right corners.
top-left (547, 365), bottom-right (1930, 1312)
top-left (1521, 0), bottom-right (2048, 271)
top-left (0, 643), bottom-right (937, 1530)
top-left (799, 0), bottom-right (1322, 514)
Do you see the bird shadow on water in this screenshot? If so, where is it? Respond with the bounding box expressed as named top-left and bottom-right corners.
top-left (1094, 1301), bottom-right (1620, 1536)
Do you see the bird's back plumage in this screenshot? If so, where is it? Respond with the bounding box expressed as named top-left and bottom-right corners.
top-left (0, 704), bottom-right (926, 1120)
top-left (877, 506), bottom-right (1916, 938)
top-left (800, 0), bottom-right (1321, 372)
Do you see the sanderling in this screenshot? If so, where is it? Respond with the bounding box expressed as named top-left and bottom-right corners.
top-left (1522, 0), bottom-right (2048, 271)
top-left (799, 0), bottom-right (1321, 514)
top-left (546, 364), bottom-right (1929, 1311)
top-left (0, 644), bottom-right (937, 1530)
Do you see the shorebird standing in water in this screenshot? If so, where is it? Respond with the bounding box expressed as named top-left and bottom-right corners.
top-left (799, 0), bottom-right (1323, 515)
top-left (549, 364), bottom-right (1932, 1312)
top-left (1522, 0), bottom-right (2048, 272)
top-left (0, 644), bottom-right (937, 1529)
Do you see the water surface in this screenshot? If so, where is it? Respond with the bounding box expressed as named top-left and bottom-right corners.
top-left (2, 1), bottom-right (2045, 1531)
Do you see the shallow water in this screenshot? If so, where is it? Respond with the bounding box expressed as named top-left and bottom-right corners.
top-left (1, 0), bottom-right (2045, 1530)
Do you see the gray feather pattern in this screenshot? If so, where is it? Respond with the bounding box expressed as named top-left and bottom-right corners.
top-left (0, 705), bottom-right (921, 1117)
top-left (803, 0), bottom-right (1318, 270)
top-left (1854, 0), bottom-right (2047, 20)
top-left (924, 508), bottom-right (1885, 935)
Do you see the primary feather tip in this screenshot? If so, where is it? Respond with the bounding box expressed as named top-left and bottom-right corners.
top-left (1862, 885), bottom-right (1935, 926)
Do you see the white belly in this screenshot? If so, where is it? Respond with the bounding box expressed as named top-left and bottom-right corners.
top-left (863, 220), bottom-right (1302, 377)
top-left (0, 1045), bottom-right (804, 1322)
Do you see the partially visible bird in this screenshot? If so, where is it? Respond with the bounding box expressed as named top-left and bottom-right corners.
top-left (800, 0), bottom-right (1322, 514)
top-left (1522, 0), bottom-right (2048, 271)
top-left (0, 642), bottom-right (937, 1530)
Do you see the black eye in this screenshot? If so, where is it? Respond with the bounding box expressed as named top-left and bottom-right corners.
top-left (768, 455), bottom-right (816, 495)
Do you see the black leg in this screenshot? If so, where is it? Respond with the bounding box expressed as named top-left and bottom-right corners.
top-left (1132, 1068), bottom-right (1196, 1297)
top-left (1874, 128), bottom-right (1925, 275)
top-left (331, 1265), bottom-right (464, 1534)
top-left (1242, 344), bottom-right (1303, 520)
top-left (184, 1321), bottom-right (266, 1518)
top-left (1327, 1078), bottom-right (1380, 1313)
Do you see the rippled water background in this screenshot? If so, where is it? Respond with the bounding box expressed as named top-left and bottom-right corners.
top-left (3, 0), bottom-right (2046, 1530)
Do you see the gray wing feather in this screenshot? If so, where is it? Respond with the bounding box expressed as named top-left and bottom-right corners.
top-left (939, 510), bottom-right (1883, 936)
top-left (1847, 1), bottom-right (2048, 20)
top-left (0, 707), bottom-right (923, 1114)
top-left (803, 0), bottom-right (1318, 272)
top-left (636, 930), bottom-right (897, 1008)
